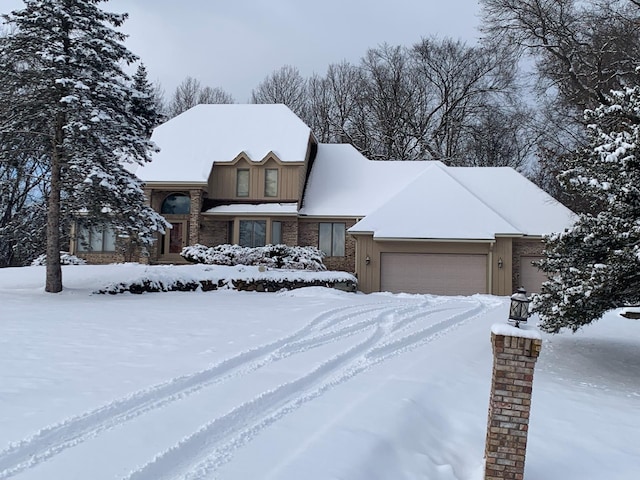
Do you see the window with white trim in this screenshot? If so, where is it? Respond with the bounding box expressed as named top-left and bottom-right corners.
top-left (319, 222), bottom-right (345, 257)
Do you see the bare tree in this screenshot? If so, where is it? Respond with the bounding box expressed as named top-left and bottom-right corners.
top-left (410, 37), bottom-right (520, 164)
top-left (199, 85), bottom-right (234, 105)
top-left (303, 39), bottom-right (526, 167)
top-left (167, 76), bottom-right (234, 118)
top-left (480, 0), bottom-right (640, 110)
top-left (250, 65), bottom-right (308, 119)
top-left (462, 103), bottom-right (536, 168)
top-left (307, 61), bottom-right (364, 144)
top-left (481, 0), bottom-right (640, 208)
top-left (356, 44), bottom-right (421, 160)
top-left (150, 81), bottom-right (167, 123)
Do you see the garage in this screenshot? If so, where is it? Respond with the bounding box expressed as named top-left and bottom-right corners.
top-left (519, 256), bottom-right (547, 294)
top-left (380, 253), bottom-right (488, 295)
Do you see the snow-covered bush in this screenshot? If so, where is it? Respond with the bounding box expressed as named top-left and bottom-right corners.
top-left (181, 244), bottom-right (326, 271)
top-left (31, 252), bottom-right (87, 266)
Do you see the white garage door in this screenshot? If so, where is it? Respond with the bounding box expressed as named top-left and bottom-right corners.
top-left (519, 256), bottom-right (547, 294)
top-left (380, 253), bottom-right (487, 295)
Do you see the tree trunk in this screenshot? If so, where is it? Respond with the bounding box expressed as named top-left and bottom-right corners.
top-left (45, 115), bottom-right (63, 293)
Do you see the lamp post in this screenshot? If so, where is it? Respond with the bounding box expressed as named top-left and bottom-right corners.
top-left (508, 287), bottom-right (531, 328)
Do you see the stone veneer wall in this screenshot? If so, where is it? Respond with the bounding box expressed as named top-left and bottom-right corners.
top-left (511, 239), bottom-right (544, 290)
top-left (298, 220), bottom-right (356, 272)
top-left (485, 332), bottom-right (542, 480)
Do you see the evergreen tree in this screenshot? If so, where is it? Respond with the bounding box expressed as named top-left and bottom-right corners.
top-left (533, 85), bottom-right (640, 332)
top-left (0, 0), bottom-right (167, 292)
top-left (131, 63), bottom-right (162, 136)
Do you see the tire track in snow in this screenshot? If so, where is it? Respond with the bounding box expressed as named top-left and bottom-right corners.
top-left (0, 301), bottom-right (401, 479)
top-left (121, 297), bottom-right (497, 480)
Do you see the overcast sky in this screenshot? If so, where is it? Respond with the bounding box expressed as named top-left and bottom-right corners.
top-left (3, 0), bottom-right (483, 102)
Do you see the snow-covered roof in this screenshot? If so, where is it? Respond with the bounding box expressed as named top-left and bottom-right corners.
top-left (129, 103), bottom-right (574, 240)
top-left (445, 167), bottom-right (576, 237)
top-left (204, 203), bottom-right (298, 216)
top-left (348, 164), bottom-right (521, 239)
top-left (299, 144), bottom-right (434, 217)
top-left (349, 163), bottom-right (576, 239)
top-left (133, 104), bottom-right (312, 183)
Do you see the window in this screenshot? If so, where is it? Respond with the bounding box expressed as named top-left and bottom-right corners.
top-left (272, 221), bottom-right (282, 245)
top-left (227, 220), bottom-right (234, 244)
top-left (265, 169), bottom-right (278, 197)
top-left (161, 193), bottom-right (190, 214)
top-left (319, 222), bottom-right (345, 256)
top-left (237, 169), bottom-right (250, 197)
top-left (239, 220), bottom-right (266, 247)
top-left (76, 223), bottom-right (117, 252)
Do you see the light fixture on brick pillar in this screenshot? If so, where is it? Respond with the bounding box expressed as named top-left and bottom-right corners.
top-left (508, 287), bottom-right (531, 328)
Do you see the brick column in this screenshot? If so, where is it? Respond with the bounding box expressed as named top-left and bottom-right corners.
top-left (485, 326), bottom-right (542, 480)
top-left (188, 189), bottom-right (203, 245)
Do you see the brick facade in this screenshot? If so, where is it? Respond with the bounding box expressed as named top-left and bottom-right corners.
top-left (188, 189), bottom-right (203, 245)
top-left (199, 218), bottom-right (230, 246)
top-left (281, 220), bottom-right (298, 246)
top-left (485, 332), bottom-right (542, 480)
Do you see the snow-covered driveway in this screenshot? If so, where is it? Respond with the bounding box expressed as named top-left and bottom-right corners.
top-left (1, 265), bottom-right (638, 480)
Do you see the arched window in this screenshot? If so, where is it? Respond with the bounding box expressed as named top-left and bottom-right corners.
top-left (161, 193), bottom-right (190, 214)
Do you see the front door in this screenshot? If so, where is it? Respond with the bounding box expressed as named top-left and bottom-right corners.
top-left (161, 220), bottom-right (188, 261)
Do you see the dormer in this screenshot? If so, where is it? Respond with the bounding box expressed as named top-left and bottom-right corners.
top-left (207, 150), bottom-right (310, 204)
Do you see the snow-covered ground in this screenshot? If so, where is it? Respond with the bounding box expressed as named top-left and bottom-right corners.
top-left (0, 264), bottom-right (638, 480)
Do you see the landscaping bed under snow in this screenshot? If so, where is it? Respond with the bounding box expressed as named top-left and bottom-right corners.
top-left (95, 264), bottom-right (357, 294)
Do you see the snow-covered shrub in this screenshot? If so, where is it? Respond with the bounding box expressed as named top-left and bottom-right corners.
top-left (30, 252), bottom-right (87, 266)
top-left (181, 244), bottom-right (326, 271)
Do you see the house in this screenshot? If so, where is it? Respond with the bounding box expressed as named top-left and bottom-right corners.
top-left (71, 104), bottom-right (576, 296)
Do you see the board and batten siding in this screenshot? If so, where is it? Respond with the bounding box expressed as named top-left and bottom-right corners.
top-left (492, 237), bottom-right (513, 296)
top-left (208, 157), bottom-right (304, 202)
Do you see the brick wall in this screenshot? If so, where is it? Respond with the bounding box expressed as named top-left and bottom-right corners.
top-left (188, 189), bottom-right (203, 245)
top-left (485, 332), bottom-right (542, 480)
top-left (282, 220), bottom-right (298, 246)
top-left (77, 252), bottom-right (123, 265)
top-left (200, 218), bottom-right (230, 246)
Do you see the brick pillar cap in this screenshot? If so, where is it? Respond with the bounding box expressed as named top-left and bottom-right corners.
top-left (491, 323), bottom-right (542, 340)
